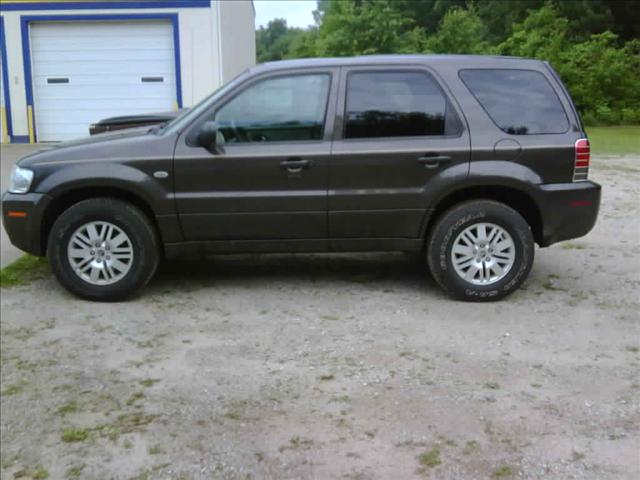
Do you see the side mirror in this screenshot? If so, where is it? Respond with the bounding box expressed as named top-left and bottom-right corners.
top-left (197, 121), bottom-right (218, 150)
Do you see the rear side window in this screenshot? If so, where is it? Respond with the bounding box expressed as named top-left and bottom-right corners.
top-left (459, 69), bottom-right (569, 135)
top-left (344, 71), bottom-right (461, 139)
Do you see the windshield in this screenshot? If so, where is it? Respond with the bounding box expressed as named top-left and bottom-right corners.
top-left (161, 69), bottom-right (251, 134)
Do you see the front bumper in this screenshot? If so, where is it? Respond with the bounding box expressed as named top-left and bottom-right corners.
top-left (1, 192), bottom-right (52, 256)
top-left (534, 181), bottom-right (601, 247)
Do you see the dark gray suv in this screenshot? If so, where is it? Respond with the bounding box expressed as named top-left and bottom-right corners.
top-left (2, 55), bottom-right (601, 301)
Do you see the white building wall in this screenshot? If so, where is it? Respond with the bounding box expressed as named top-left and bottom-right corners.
top-left (0, 1), bottom-right (255, 142)
top-left (218, 0), bottom-right (256, 83)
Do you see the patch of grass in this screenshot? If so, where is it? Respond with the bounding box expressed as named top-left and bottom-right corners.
top-left (6, 327), bottom-right (35, 341)
top-left (96, 412), bottom-right (156, 440)
top-left (2, 379), bottom-right (29, 396)
top-left (278, 436), bottom-right (314, 452)
top-left (66, 465), bottom-right (84, 479)
top-left (0, 255), bottom-right (50, 287)
top-left (148, 444), bottom-right (164, 455)
top-left (223, 399), bottom-right (252, 421)
top-left (585, 126), bottom-right (640, 155)
top-left (330, 395), bottom-right (351, 403)
top-left (463, 440), bottom-right (480, 455)
top-left (61, 428), bottom-right (90, 443)
top-left (321, 314), bottom-right (340, 321)
top-left (571, 450), bottom-right (586, 461)
top-left (126, 392), bottom-right (146, 406)
top-left (13, 467), bottom-right (49, 479)
top-left (625, 345), bottom-right (639, 353)
top-left (139, 378), bottom-right (160, 387)
top-left (484, 382), bottom-right (501, 390)
top-left (492, 465), bottom-right (515, 478)
top-left (40, 318), bottom-right (56, 329)
top-left (531, 383), bottom-right (542, 389)
top-left (55, 401), bottom-right (78, 416)
top-left (319, 374), bottom-right (335, 381)
top-left (561, 242), bottom-right (587, 250)
top-left (418, 447), bottom-right (441, 468)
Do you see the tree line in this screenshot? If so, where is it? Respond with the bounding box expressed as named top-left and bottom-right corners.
top-left (256, 0), bottom-right (640, 125)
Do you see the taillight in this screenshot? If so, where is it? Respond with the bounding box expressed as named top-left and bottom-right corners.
top-left (573, 138), bottom-right (590, 181)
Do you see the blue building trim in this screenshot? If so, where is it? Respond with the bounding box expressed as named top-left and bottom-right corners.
top-left (20, 13), bottom-right (183, 142)
top-left (11, 135), bottom-right (30, 143)
top-left (2, 1), bottom-right (210, 11)
top-left (0, 16), bottom-right (14, 141)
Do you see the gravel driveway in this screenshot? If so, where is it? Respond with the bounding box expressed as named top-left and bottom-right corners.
top-left (1, 155), bottom-right (639, 480)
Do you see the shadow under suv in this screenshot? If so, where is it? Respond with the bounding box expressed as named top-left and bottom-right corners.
top-left (1, 55), bottom-right (601, 301)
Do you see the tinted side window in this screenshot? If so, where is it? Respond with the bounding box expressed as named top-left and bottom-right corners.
top-left (345, 71), bottom-right (460, 139)
top-left (459, 69), bottom-right (569, 135)
top-left (215, 74), bottom-right (330, 143)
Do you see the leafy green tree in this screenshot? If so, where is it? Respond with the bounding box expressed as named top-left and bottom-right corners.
top-left (285, 27), bottom-right (320, 59)
top-left (254, 0), bottom-right (640, 124)
top-left (256, 19), bottom-right (308, 63)
top-left (497, 3), bottom-right (568, 63)
top-left (314, 0), bottom-right (426, 56)
top-left (561, 32), bottom-right (640, 123)
top-left (426, 7), bottom-right (490, 54)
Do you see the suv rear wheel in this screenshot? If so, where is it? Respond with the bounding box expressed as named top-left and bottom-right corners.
top-left (47, 198), bottom-right (159, 301)
top-left (427, 200), bottom-right (534, 301)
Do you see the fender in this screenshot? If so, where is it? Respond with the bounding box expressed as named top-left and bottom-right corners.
top-left (418, 160), bottom-right (544, 236)
top-left (33, 162), bottom-right (175, 216)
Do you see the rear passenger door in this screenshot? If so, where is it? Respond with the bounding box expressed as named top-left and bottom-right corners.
top-left (329, 66), bottom-right (470, 240)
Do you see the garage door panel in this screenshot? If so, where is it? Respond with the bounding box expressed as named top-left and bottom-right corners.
top-left (36, 97), bottom-right (175, 111)
top-left (31, 20), bottom-right (177, 142)
top-left (33, 75), bottom-right (176, 88)
top-left (36, 107), bottom-right (171, 126)
top-left (33, 62), bottom-right (176, 76)
top-left (33, 49), bottom-right (174, 62)
top-left (33, 37), bottom-right (173, 51)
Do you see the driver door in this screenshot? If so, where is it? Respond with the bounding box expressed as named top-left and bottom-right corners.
top-left (173, 68), bottom-right (338, 244)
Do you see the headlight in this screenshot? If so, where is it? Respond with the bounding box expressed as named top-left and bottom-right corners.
top-left (9, 166), bottom-right (34, 194)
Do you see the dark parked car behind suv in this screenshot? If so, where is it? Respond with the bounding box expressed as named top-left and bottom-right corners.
top-left (2, 55), bottom-right (600, 301)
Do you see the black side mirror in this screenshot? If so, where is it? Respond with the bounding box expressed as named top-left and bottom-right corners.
top-left (197, 121), bottom-right (218, 151)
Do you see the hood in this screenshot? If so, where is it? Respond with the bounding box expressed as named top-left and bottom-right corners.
top-left (18, 126), bottom-right (170, 169)
top-left (50, 125), bottom-right (153, 149)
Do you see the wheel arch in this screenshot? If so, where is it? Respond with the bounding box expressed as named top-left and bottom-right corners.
top-left (423, 185), bottom-right (544, 246)
top-left (40, 186), bottom-right (161, 256)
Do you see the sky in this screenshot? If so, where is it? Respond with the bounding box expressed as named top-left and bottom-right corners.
top-left (254, 0), bottom-right (317, 29)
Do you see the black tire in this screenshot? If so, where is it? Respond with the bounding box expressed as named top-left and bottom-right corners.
top-left (47, 198), bottom-right (159, 301)
top-left (427, 200), bottom-right (534, 301)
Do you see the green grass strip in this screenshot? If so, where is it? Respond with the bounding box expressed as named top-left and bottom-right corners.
top-left (0, 255), bottom-right (50, 288)
top-left (585, 125), bottom-right (640, 155)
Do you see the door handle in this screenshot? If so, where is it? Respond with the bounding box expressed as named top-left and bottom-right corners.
top-left (417, 154), bottom-right (452, 169)
top-left (280, 158), bottom-right (312, 173)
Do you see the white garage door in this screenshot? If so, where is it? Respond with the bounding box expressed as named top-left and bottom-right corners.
top-left (31, 20), bottom-right (177, 142)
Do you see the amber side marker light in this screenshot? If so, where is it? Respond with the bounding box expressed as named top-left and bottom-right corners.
top-left (7, 211), bottom-right (28, 218)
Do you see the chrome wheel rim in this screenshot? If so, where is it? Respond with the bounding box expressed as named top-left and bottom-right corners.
top-left (67, 221), bottom-right (134, 286)
top-left (451, 222), bottom-right (516, 285)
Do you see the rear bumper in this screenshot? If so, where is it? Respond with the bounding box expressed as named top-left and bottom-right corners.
top-left (1, 192), bottom-right (52, 256)
top-left (534, 181), bottom-right (601, 247)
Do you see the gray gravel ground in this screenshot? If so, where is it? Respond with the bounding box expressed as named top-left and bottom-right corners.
top-left (1, 155), bottom-right (639, 480)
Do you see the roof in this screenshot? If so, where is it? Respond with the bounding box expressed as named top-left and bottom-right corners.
top-left (250, 54), bottom-right (545, 74)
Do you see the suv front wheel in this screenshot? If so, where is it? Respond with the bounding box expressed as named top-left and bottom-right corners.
top-left (47, 198), bottom-right (159, 301)
top-left (427, 200), bottom-right (534, 301)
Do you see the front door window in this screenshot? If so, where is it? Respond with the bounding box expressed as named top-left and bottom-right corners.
top-left (214, 74), bottom-right (331, 143)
